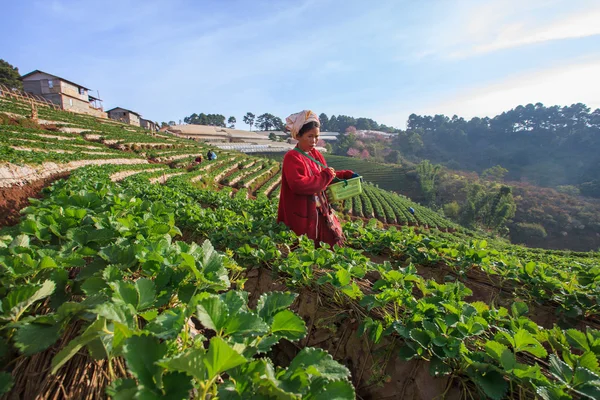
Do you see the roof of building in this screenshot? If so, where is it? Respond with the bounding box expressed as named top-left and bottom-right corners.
top-left (107, 107), bottom-right (141, 117)
top-left (20, 70), bottom-right (91, 90)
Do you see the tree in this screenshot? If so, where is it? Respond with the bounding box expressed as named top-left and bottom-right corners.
top-left (481, 165), bottom-right (508, 182)
top-left (272, 116), bottom-right (284, 131)
top-left (228, 116), bottom-right (236, 129)
top-left (168, 121), bottom-right (176, 126)
top-left (319, 113), bottom-right (329, 131)
top-left (416, 160), bottom-right (441, 204)
top-left (268, 132), bottom-right (278, 141)
top-left (384, 149), bottom-right (402, 164)
top-left (0, 59), bottom-right (23, 90)
top-left (256, 113), bottom-right (280, 131)
top-left (459, 183), bottom-right (516, 230)
top-left (243, 112), bottom-right (255, 131)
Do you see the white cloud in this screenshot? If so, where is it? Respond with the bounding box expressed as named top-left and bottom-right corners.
top-left (416, 0), bottom-right (600, 59)
top-left (370, 58), bottom-right (600, 128)
top-left (453, 8), bottom-right (600, 58)
top-left (418, 58), bottom-right (600, 119)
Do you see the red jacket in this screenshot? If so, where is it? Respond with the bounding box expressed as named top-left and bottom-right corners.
top-left (277, 148), bottom-right (352, 245)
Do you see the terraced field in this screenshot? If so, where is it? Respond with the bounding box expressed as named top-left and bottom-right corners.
top-left (1, 91), bottom-right (600, 399)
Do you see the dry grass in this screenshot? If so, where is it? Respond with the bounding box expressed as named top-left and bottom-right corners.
top-left (4, 321), bottom-right (127, 400)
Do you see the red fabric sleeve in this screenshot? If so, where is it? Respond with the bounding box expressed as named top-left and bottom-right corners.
top-left (283, 152), bottom-right (335, 195)
top-left (335, 170), bottom-right (354, 179)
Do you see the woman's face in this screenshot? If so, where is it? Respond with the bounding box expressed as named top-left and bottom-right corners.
top-left (297, 127), bottom-right (320, 151)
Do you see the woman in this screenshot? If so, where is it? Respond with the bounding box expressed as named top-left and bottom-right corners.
top-left (277, 110), bottom-right (357, 248)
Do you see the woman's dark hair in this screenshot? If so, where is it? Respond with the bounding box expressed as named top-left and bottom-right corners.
top-left (297, 121), bottom-right (320, 137)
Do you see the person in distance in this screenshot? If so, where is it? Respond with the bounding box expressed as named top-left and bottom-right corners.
top-left (277, 110), bottom-right (359, 248)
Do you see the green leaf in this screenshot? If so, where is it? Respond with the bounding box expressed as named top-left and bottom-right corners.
top-left (110, 281), bottom-right (139, 310)
top-left (15, 322), bottom-right (62, 356)
top-left (335, 269), bottom-right (351, 286)
top-left (578, 351), bottom-right (599, 372)
top-left (256, 291), bottom-right (297, 323)
top-left (123, 335), bottom-right (167, 392)
top-left (536, 386), bottom-right (571, 400)
top-left (196, 295), bottom-right (229, 332)
top-left (500, 349), bottom-right (517, 372)
top-left (225, 311), bottom-right (269, 337)
top-left (161, 372), bottom-right (193, 400)
top-left (51, 319), bottom-right (105, 374)
top-left (10, 234), bottom-right (29, 249)
top-left (311, 379), bottom-right (355, 400)
top-left (429, 356), bottom-right (452, 376)
top-left (409, 328), bottom-right (431, 348)
top-left (94, 302), bottom-right (135, 329)
top-left (574, 382), bottom-right (600, 400)
top-left (286, 347), bottom-right (351, 381)
top-left (255, 335), bottom-right (280, 354)
top-left (81, 277), bottom-right (107, 296)
top-left (0, 372), bottom-right (14, 396)
top-left (39, 256), bottom-right (57, 269)
top-left (220, 291), bottom-right (248, 316)
top-left (485, 341), bottom-right (508, 362)
top-left (145, 309), bottom-right (186, 340)
top-left (151, 223), bottom-right (171, 235)
top-left (398, 344), bottom-right (418, 361)
top-left (204, 337), bottom-right (246, 380)
top-left (549, 354), bottom-right (573, 384)
top-left (135, 278), bottom-right (156, 310)
top-left (511, 301), bottom-right (529, 318)
top-left (514, 329), bottom-right (547, 358)
top-left (271, 310), bottom-right (306, 341)
top-left (566, 329), bottom-right (590, 352)
top-left (474, 370), bottom-right (508, 400)
top-left (105, 378), bottom-right (137, 400)
top-left (158, 348), bottom-right (207, 381)
top-left (2, 280), bottom-right (55, 322)
top-left (140, 309), bottom-right (159, 322)
top-left (572, 366), bottom-right (600, 386)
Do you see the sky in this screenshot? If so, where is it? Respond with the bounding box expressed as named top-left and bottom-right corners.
top-left (2, 0), bottom-right (600, 129)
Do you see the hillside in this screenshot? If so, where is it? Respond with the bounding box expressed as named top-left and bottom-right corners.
top-left (1, 93), bottom-right (600, 399)
top-left (325, 155), bottom-right (600, 251)
top-left (398, 104), bottom-right (600, 196)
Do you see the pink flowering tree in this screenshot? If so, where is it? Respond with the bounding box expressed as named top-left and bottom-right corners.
top-left (347, 147), bottom-right (360, 157)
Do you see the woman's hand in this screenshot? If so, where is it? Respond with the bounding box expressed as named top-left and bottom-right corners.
top-left (327, 167), bottom-right (335, 175)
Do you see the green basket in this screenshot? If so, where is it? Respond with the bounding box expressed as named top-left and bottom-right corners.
top-left (326, 177), bottom-right (363, 202)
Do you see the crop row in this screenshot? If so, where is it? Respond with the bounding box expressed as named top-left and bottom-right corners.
top-left (124, 170), bottom-right (600, 400)
top-left (0, 167), bottom-right (355, 399)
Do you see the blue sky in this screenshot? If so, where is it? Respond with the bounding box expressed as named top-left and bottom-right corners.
top-left (2, 0), bottom-right (600, 129)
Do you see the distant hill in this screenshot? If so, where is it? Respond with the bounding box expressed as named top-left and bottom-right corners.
top-left (326, 155), bottom-right (600, 251)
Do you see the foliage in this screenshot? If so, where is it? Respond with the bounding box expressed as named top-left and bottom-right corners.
top-left (0, 59), bottom-right (23, 90)
top-left (401, 103), bottom-right (600, 191)
top-left (227, 116), bottom-right (236, 128)
top-left (482, 165), bottom-right (508, 182)
top-left (243, 112), bottom-right (255, 131)
top-left (255, 113), bottom-right (284, 131)
top-left (415, 160), bottom-right (441, 204)
top-left (183, 113), bottom-right (226, 127)
top-left (511, 222), bottom-right (548, 243)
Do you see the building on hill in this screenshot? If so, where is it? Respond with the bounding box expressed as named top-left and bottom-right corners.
top-left (140, 118), bottom-right (157, 132)
top-left (320, 131), bottom-right (339, 141)
top-left (107, 107), bottom-right (141, 127)
top-left (19, 70), bottom-right (106, 118)
top-left (356, 129), bottom-right (395, 138)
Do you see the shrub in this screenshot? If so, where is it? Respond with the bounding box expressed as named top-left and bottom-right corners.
top-left (510, 222), bottom-right (548, 244)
